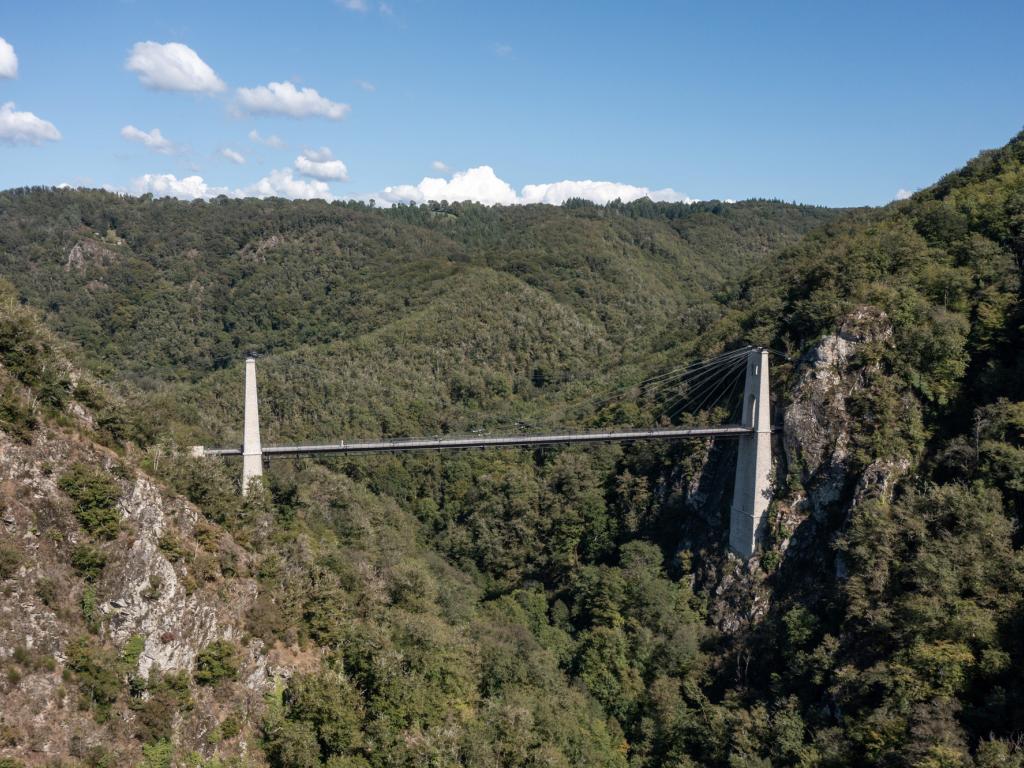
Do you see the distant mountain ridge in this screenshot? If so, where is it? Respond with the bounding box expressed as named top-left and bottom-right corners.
top-left (0, 192), bottom-right (839, 383)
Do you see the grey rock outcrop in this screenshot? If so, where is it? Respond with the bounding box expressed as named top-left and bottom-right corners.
top-left (100, 476), bottom-right (258, 678)
top-left (778, 306), bottom-right (910, 575)
top-left (65, 239), bottom-right (120, 271)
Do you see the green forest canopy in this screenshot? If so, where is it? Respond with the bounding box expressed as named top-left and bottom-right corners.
top-left (0, 130), bottom-right (1022, 766)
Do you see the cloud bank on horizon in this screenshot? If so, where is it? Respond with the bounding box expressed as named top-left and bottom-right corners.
top-left (131, 167), bottom-right (331, 201)
top-left (127, 163), bottom-right (698, 207)
top-left (381, 165), bottom-right (696, 206)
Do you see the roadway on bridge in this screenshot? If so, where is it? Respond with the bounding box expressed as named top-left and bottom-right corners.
top-left (202, 424), bottom-right (755, 457)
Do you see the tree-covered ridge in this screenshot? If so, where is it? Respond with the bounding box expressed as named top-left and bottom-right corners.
top-left (0, 190), bottom-right (838, 384)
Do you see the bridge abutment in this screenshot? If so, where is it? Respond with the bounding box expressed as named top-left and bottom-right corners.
top-left (728, 348), bottom-right (772, 558)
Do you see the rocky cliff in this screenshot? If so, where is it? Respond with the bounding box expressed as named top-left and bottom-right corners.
top-left (0, 349), bottom-right (286, 766)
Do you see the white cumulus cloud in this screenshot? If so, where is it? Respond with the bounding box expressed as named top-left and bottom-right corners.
top-left (431, 160), bottom-right (450, 173)
top-left (0, 36), bottom-right (17, 79)
top-left (248, 129), bottom-right (285, 148)
top-left (126, 41), bottom-right (225, 93)
top-left (895, 188), bottom-right (913, 200)
top-left (221, 148), bottom-right (246, 164)
top-left (295, 147), bottom-right (348, 181)
top-left (130, 168), bottom-right (332, 201)
top-left (0, 102), bottom-right (61, 145)
top-left (520, 179), bottom-right (694, 205)
top-left (379, 165), bottom-right (694, 207)
top-left (121, 124), bottom-right (175, 154)
top-left (243, 168), bottom-right (333, 200)
top-left (382, 166), bottom-right (518, 205)
top-left (132, 173), bottom-right (227, 200)
top-left (355, 79), bottom-right (376, 92)
top-left (236, 81), bottom-right (350, 120)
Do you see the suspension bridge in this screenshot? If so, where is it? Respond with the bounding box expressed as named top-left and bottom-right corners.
top-left (192, 347), bottom-right (775, 558)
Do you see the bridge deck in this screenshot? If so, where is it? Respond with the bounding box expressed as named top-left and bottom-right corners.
top-left (201, 424), bottom-right (754, 457)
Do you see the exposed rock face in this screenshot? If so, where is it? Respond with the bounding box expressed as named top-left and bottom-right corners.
top-left (100, 476), bottom-right (257, 679)
top-left (0, 411), bottom-right (269, 762)
top-left (65, 239), bottom-right (120, 271)
top-left (777, 306), bottom-right (910, 582)
top-left (784, 307), bottom-right (901, 513)
top-left (783, 330), bottom-right (857, 520)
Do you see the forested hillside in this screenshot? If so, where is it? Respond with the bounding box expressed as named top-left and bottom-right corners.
top-left (0, 131), bottom-right (1022, 768)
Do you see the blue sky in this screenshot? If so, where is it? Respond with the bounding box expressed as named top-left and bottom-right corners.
top-left (0, 0), bottom-right (1022, 207)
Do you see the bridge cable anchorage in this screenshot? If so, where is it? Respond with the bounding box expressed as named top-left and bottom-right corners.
top-left (636, 352), bottom-right (748, 417)
top-left (194, 347), bottom-right (773, 558)
top-left (618, 346), bottom-right (753, 400)
top-left (766, 348), bottom-right (796, 363)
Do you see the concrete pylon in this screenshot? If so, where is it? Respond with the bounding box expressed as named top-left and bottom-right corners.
top-left (242, 356), bottom-right (263, 494)
top-left (729, 348), bottom-right (772, 558)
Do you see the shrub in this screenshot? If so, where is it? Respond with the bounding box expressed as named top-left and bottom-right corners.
top-left (141, 573), bottom-right (164, 600)
top-left (157, 531), bottom-right (188, 562)
top-left (0, 544), bottom-right (20, 579)
top-left (282, 670), bottom-right (364, 756)
top-left (81, 585), bottom-right (100, 633)
top-left (132, 667), bottom-right (195, 741)
top-left (0, 309), bottom-right (44, 387)
top-left (71, 544), bottom-right (107, 581)
top-left (66, 636), bottom-right (121, 717)
top-left (220, 712), bottom-right (242, 739)
top-left (35, 576), bottom-right (58, 606)
top-left (58, 464), bottom-right (121, 539)
top-left (140, 740), bottom-right (174, 768)
top-left (122, 634), bottom-right (145, 668)
top-left (194, 640), bottom-right (240, 685)
top-left (0, 384), bottom-right (37, 441)
top-left (264, 719), bottom-right (320, 768)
